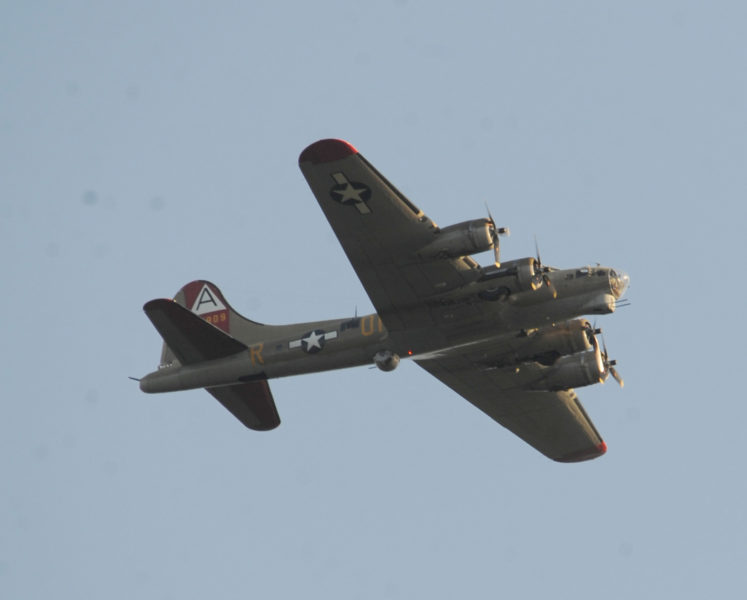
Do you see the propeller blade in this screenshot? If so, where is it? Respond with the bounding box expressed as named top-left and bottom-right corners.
top-left (484, 203), bottom-right (506, 266)
top-left (531, 235), bottom-right (557, 297)
top-left (534, 235), bottom-right (542, 267)
top-left (610, 366), bottom-right (624, 388)
top-left (485, 202), bottom-right (496, 228)
top-left (596, 328), bottom-right (623, 387)
top-left (542, 274), bottom-right (557, 298)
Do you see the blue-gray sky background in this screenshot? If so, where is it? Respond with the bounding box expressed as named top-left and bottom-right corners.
top-left (2, 2), bottom-right (746, 598)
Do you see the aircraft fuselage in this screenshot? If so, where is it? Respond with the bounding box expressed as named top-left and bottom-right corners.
top-left (139, 262), bottom-right (627, 394)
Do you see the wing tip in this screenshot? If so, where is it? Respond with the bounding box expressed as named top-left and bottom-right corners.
top-left (143, 298), bottom-right (175, 312)
top-left (555, 441), bottom-right (607, 463)
top-left (299, 138), bottom-right (358, 165)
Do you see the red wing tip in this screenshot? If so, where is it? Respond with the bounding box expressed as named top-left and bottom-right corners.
top-left (299, 139), bottom-right (358, 165)
top-left (555, 441), bottom-right (607, 463)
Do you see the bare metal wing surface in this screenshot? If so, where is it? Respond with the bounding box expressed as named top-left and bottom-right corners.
top-left (137, 139), bottom-right (630, 462)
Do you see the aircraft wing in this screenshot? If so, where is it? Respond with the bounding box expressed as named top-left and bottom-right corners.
top-left (415, 354), bottom-right (606, 462)
top-left (300, 140), bottom-right (605, 460)
top-left (299, 139), bottom-right (478, 343)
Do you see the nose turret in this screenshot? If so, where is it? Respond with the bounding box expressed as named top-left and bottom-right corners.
top-left (610, 270), bottom-right (630, 298)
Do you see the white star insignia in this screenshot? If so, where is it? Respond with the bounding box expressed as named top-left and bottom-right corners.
top-left (334, 183), bottom-right (367, 204)
top-left (289, 329), bottom-right (337, 353)
top-left (303, 330), bottom-right (323, 351)
top-left (330, 172), bottom-right (371, 214)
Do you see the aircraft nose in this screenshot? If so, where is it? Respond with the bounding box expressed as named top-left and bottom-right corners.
top-left (611, 270), bottom-right (630, 298)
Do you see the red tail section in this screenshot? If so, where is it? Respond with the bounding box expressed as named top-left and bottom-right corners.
top-left (176, 280), bottom-right (254, 334)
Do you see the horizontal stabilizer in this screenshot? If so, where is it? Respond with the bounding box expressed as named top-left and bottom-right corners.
top-left (207, 381), bottom-right (281, 431)
top-left (143, 299), bottom-right (248, 365)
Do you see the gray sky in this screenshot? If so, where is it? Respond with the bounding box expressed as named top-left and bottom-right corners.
top-left (2, 1), bottom-right (746, 598)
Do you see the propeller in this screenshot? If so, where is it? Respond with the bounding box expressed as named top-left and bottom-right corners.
top-left (485, 204), bottom-right (509, 266)
top-left (534, 235), bottom-right (543, 268)
top-left (598, 328), bottom-right (624, 388)
top-left (585, 321), bottom-right (602, 345)
top-left (533, 236), bottom-right (557, 298)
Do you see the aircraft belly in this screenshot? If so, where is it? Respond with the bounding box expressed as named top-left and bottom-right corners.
top-left (261, 352), bottom-right (373, 378)
top-left (140, 352), bottom-right (256, 393)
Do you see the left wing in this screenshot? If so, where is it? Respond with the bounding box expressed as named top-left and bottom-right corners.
top-left (299, 139), bottom-right (479, 344)
top-left (416, 353), bottom-right (606, 462)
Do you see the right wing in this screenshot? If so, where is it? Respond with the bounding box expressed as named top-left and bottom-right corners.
top-left (300, 140), bottom-right (605, 460)
top-left (299, 139), bottom-right (480, 343)
top-left (416, 352), bottom-right (606, 462)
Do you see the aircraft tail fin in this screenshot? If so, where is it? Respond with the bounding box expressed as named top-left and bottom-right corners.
top-left (144, 281), bottom-right (280, 431)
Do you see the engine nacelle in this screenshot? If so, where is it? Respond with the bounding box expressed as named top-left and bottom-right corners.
top-left (418, 219), bottom-right (494, 260)
top-left (503, 320), bottom-right (594, 367)
top-left (373, 350), bottom-right (400, 372)
top-left (529, 348), bottom-right (605, 391)
top-left (513, 257), bottom-right (542, 292)
top-left (480, 257), bottom-right (542, 294)
top-left (477, 257), bottom-right (545, 301)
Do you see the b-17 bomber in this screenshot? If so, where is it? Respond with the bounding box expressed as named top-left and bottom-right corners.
top-left (138, 139), bottom-right (629, 462)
